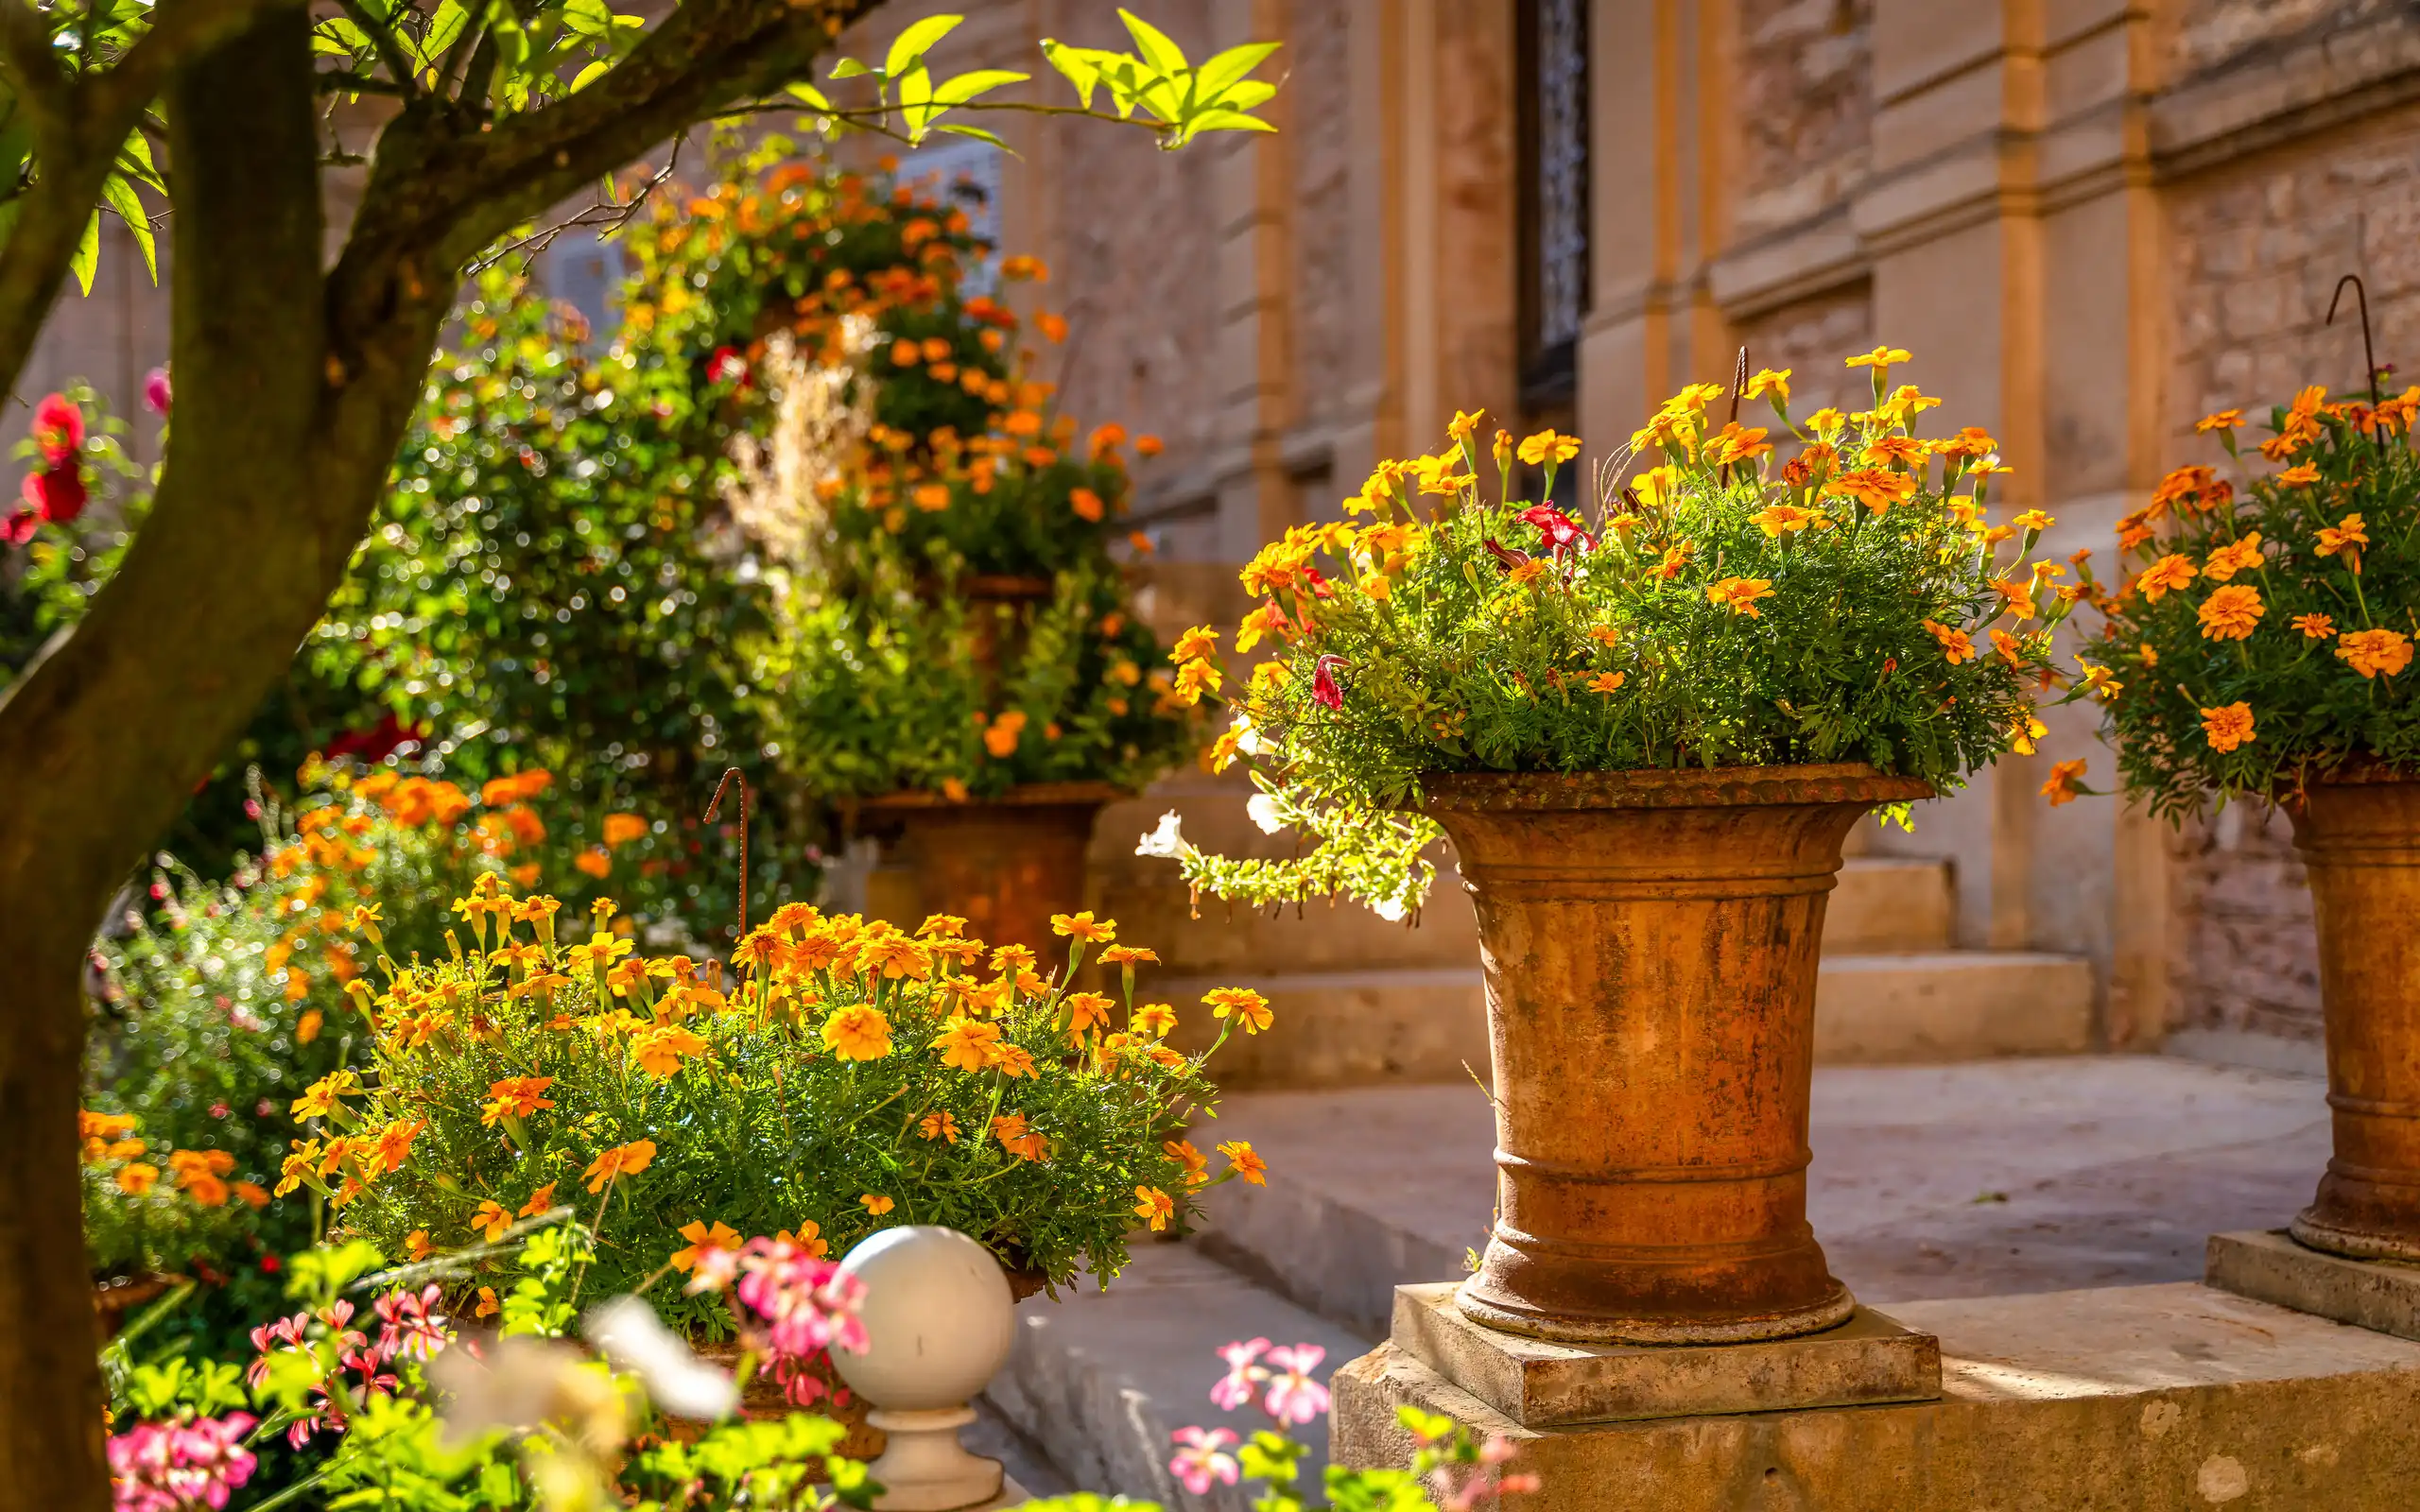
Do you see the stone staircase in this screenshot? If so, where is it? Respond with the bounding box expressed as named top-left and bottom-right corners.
top-left (981, 1058), bottom-right (2332, 1506)
top-left (1084, 774), bottom-right (2096, 1084)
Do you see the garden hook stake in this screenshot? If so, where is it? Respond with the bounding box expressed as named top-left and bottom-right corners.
top-left (2326, 272), bottom-right (2387, 452)
top-left (704, 766), bottom-right (752, 944)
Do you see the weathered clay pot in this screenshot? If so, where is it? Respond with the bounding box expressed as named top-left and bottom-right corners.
top-left (860, 782), bottom-right (1119, 957)
top-left (2287, 773), bottom-right (2420, 1260)
top-left (1426, 764), bottom-right (1930, 1344)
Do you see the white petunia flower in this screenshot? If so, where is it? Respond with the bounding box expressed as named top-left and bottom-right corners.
top-left (1135, 811), bottom-right (1189, 859)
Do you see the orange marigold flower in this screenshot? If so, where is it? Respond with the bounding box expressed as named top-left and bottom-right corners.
top-left (1164, 1138), bottom-right (1211, 1188)
top-left (581, 1139), bottom-right (657, 1194)
top-left (2201, 702), bottom-right (2256, 752)
top-left (1844, 345), bottom-right (1912, 369)
top-left (1585, 671), bottom-right (1627, 694)
top-left (860, 1193), bottom-right (897, 1215)
top-left (1065, 992), bottom-right (1115, 1035)
top-left (1515, 429), bottom-right (1581, 466)
top-left (919, 1109), bottom-right (960, 1143)
top-left (2039, 759), bottom-right (2088, 807)
top-left (1705, 576), bottom-right (1775, 617)
top-left (480, 1076), bottom-right (556, 1126)
top-left (519, 1182), bottom-right (559, 1218)
top-left (2196, 408), bottom-right (2244, 433)
top-left (2293, 612), bottom-right (2336, 640)
top-left (1070, 487), bottom-right (1105, 523)
top-left (669, 1220), bottom-right (741, 1273)
top-left (602, 813), bottom-right (648, 848)
top-left (2196, 584), bottom-right (2265, 641)
top-left (2202, 533), bottom-right (2264, 583)
top-left (1923, 620), bottom-right (1975, 664)
top-left (1219, 1140), bottom-right (1269, 1186)
top-left (473, 1199), bottom-right (511, 1242)
top-left (2316, 513), bottom-right (2369, 559)
top-left (2136, 554), bottom-right (2198, 602)
top-left (2276, 462), bottom-right (2320, 489)
top-left (1133, 1185), bottom-right (1176, 1231)
top-left (1051, 911), bottom-right (1116, 942)
top-left (1204, 987), bottom-right (1272, 1035)
top-left (2337, 627), bottom-right (2414, 679)
top-left (821, 1004), bottom-right (894, 1061)
top-left (1824, 467), bottom-right (1918, 516)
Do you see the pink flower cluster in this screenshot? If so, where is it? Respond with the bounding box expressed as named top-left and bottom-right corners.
top-left (108, 1413), bottom-right (258, 1512)
top-left (247, 1291), bottom-right (445, 1446)
top-left (1207, 1336), bottom-right (1329, 1424)
top-left (688, 1234), bottom-right (870, 1407)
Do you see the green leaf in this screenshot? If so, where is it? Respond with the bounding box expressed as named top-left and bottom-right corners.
top-left (931, 67), bottom-right (1028, 106)
top-left (1195, 41), bottom-right (1279, 100)
top-left (1117, 9), bottom-right (1189, 77)
top-left (828, 55), bottom-right (873, 79)
top-left (418, 0), bottom-right (468, 70)
top-left (885, 14), bottom-right (961, 79)
top-left (559, 0), bottom-right (613, 38)
top-left (785, 80), bottom-right (833, 111)
top-left (568, 58), bottom-right (609, 92)
top-left (1172, 109), bottom-right (1276, 144)
top-left (934, 123), bottom-right (1011, 149)
top-left (115, 129), bottom-right (164, 194)
top-left (69, 211), bottom-right (98, 296)
top-left (100, 174), bottom-right (154, 283)
top-left (1039, 38), bottom-right (1102, 108)
top-left (1207, 79), bottom-right (1277, 113)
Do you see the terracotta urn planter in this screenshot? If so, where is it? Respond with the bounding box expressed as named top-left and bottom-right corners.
top-left (2286, 771), bottom-right (2420, 1261)
top-left (859, 782), bottom-right (1121, 957)
top-left (1424, 763), bottom-right (1929, 1344)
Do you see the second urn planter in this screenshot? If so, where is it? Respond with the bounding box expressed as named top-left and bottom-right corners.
top-left (2288, 771), bottom-right (2420, 1262)
top-left (860, 781), bottom-right (1122, 957)
top-left (1426, 763), bottom-right (1930, 1345)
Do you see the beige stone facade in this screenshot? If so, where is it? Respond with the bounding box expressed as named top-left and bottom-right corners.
top-left (32, 0), bottom-right (2420, 1056)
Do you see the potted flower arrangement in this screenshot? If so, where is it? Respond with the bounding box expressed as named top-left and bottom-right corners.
top-left (308, 881), bottom-right (1270, 1420)
top-left (2087, 375), bottom-right (2420, 1261)
top-left (1145, 350), bottom-right (2062, 1343)
top-left (624, 149), bottom-right (1204, 954)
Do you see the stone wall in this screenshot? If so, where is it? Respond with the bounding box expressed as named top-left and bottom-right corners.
top-left (2168, 0), bottom-right (2405, 78)
top-left (1733, 0), bottom-right (1873, 241)
top-left (1288, 0), bottom-right (1357, 438)
top-left (2156, 95), bottom-right (2420, 1038)
top-left (1730, 281), bottom-right (1874, 418)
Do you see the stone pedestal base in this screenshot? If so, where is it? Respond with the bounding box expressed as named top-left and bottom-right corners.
top-left (2206, 1228), bottom-right (2420, 1342)
top-left (1335, 1282), bottom-right (2420, 1510)
top-left (1391, 1283), bottom-right (1939, 1425)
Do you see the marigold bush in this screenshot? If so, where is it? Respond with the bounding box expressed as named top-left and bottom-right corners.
top-left (1150, 349), bottom-right (2066, 912)
top-left (2089, 383), bottom-right (2420, 815)
top-left (320, 886), bottom-right (1269, 1326)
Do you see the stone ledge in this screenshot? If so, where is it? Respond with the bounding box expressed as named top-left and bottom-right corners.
top-left (1390, 1283), bottom-right (1940, 1428)
top-left (1336, 1282), bottom-right (2420, 1510)
top-left (2152, 9), bottom-right (2420, 180)
top-left (2207, 1228), bottom-right (2420, 1343)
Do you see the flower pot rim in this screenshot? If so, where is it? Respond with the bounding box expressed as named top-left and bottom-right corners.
top-left (860, 780), bottom-right (1131, 812)
top-left (1419, 763), bottom-right (1932, 814)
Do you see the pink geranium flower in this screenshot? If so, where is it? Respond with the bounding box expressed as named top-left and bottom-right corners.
top-left (1168, 1425), bottom-right (1240, 1495)
top-left (108, 1413), bottom-right (258, 1512)
top-left (1260, 1343), bottom-right (1330, 1426)
top-left (372, 1284), bottom-right (451, 1363)
top-left (1208, 1336), bottom-right (1270, 1410)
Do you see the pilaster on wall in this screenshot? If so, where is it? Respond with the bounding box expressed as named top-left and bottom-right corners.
top-left (1213, 0), bottom-right (1300, 564)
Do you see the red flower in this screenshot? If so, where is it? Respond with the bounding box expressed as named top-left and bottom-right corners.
top-left (1516, 504), bottom-right (1598, 558)
top-left (707, 347), bottom-right (750, 387)
top-left (1298, 565), bottom-right (1335, 599)
top-left (31, 393), bottom-right (82, 465)
top-left (1312, 655), bottom-right (1347, 711)
top-left (23, 465), bottom-right (85, 524)
top-left (1482, 537), bottom-right (1531, 573)
top-left (143, 368), bottom-right (172, 416)
top-left (2, 507), bottom-right (35, 546)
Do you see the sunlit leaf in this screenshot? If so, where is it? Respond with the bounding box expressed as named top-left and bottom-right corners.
top-left (1117, 9), bottom-right (1188, 77)
top-left (931, 68), bottom-right (1027, 106)
top-left (100, 174), bottom-right (153, 283)
top-left (785, 80), bottom-right (833, 112)
top-left (569, 58), bottom-right (610, 92)
top-left (1038, 39), bottom-right (1102, 109)
top-left (828, 55), bottom-right (873, 79)
top-left (884, 14), bottom-right (961, 80)
top-left (1195, 41), bottom-right (1279, 100)
top-left (69, 211), bottom-right (98, 296)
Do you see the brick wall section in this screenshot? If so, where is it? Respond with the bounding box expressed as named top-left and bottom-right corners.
top-left (1730, 282), bottom-right (1875, 419)
top-left (2164, 803), bottom-right (2324, 1040)
top-left (2169, 0), bottom-right (2404, 77)
top-left (1733, 0), bottom-right (1873, 240)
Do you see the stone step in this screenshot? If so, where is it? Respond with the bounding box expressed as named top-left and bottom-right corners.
top-left (1159, 950), bottom-right (2095, 1090)
top-left (1827, 857), bottom-right (1955, 954)
top-left (1195, 1057), bottom-right (2327, 1341)
top-left (983, 1242), bottom-right (1365, 1511)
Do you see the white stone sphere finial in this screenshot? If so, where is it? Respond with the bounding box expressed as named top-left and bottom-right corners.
top-left (832, 1226), bottom-right (1021, 1512)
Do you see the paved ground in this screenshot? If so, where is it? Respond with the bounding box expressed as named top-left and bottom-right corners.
top-left (1204, 1054), bottom-right (2332, 1308)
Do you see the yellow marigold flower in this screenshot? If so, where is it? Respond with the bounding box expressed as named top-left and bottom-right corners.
top-left (1705, 576), bottom-right (1776, 618)
top-left (634, 1024), bottom-right (709, 1079)
top-left (2011, 710), bottom-right (2047, 755)
top-left (116, 1161), bottom-right (160, 1195)
top-left (2202, 532), bottom-right (2264, 582)
top-left (1923, 621), bottom-right (1974, 663)
top-left (857, 932), bottom-right (932, 981)
top-left (1172, 626), bottom-right (1220, 662)
top-left (919, 1110), bottom-right (960, 1144)
top-left (1743, 368), bottom-right (1791, 404)
top-left (2136, 554), bottom-right (2198, 602)
top-left (1447, 408), bottom-right (1483, 441)
top-left (670, 1220), bottom-right (741, 1274)
top-left (1585, 671), bottom-right (1628, 694)
top-left (1051, 911), bottom-right (1116, 942)
top-left (1133, 1185), bottom-right (1176, 1231)
top-left (2011, 509), bottom-right (2055, 532)
top-left (473, 1199), bottom-right (512, 1242)
top-left (2337, 627), bottom-right (2414, 679)
top-left (2076, 661), bottom-right (2122, 700)
top-left (582, 1139), bottom-right (656, 1194)
top-left (1862, 435), bottom-right (1927, 471)
top-left (1651, 542), bottom-right (1694, 579)
top-left (988, 1042), bottom-right (1039, 1078)
top-left (1064, 991), bottom-right (1115, 1035)
top-left (289, 1070), bottom-right (362, 1121)
top-left (1804, 407), bottom-right (1846, 439)
top-left (1824, 467), bottom-right (1917, 515)
top-left (2201, 702), bottom-right (2256, 752)
top-left (1751, 503), bottom-right (1818, 537)
top-left (918, 913), bottom-right (967, 939)
top-left (860, 1194), bottom-right (896, 1216)
top-left (1204, 987), bottom-right (1273, 1035)
top-left (1706, 422), bottom-right (1772, 467)
top-left (2039, 759), bottom-right (2088, 807)
top-left (475, 1287), bottom-right (499, 1319)
top-left (2316, 513), bottom-right (2369, 559)
top-left (1515, 429), bottom-right (1582, 467)
top-left (1133, 1003), bottom-right (1178, 1037)
top-left (932, 1016), bottom-right (1001, 1073)
top-left (2293, 612), bottom-right (2336, 640)
top-left (1219, 1140), bottom-right (1269, 1186)
top-left (1845, 345), bottom-right (1913, 369)
top-left (2197, 584), bottom-right (2265, 641)
top-left (2196, 408), bottom-right (2244, 433)
top-left (821, 1004), bottom-right (893, 1061)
